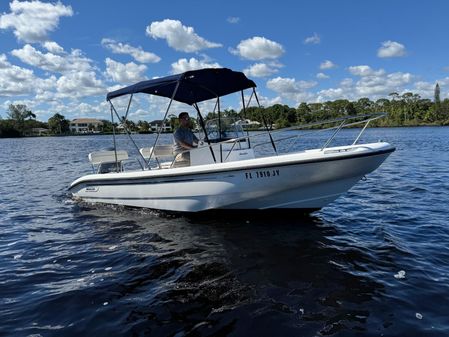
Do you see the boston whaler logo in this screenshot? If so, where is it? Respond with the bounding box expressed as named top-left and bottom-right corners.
top-left (245, 169), bottom-right (280, 180)
top-left (85, 186), bottom-right (99, 192)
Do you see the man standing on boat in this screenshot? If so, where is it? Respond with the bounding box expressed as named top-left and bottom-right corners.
top-left (173, 112), bottom-right (198, 166)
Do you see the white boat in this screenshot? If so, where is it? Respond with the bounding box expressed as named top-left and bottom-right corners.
top-left (69, 68), bottom-right (395, 213)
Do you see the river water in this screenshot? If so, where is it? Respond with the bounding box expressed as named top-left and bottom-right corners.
top-left (1, 127), bottom-right (448, 336)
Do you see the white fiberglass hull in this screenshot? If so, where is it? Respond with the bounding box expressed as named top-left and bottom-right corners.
top-left (69, 142), bottom-right (394, 213)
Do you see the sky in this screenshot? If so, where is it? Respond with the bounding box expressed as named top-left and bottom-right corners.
top-left (1, 0), bottom-right (449, 122)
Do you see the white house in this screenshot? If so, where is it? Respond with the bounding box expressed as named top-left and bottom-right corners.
top-left (233, 119), bottom-right (261, 129)
top-left (70, 118), bottom-right (103, 133)
top-left (149, 120), bottom-right (172, 132)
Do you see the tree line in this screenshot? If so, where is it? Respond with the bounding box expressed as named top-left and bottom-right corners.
top-left (241, 92), bottom-right (449, 129)
top-left (1, 91), bottom-right (448, 138)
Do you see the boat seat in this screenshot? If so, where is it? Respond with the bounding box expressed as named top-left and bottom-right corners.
top-left (140, 146), bottom-right (174, 169)
top-left (88, 150), bottom-right (129, 173)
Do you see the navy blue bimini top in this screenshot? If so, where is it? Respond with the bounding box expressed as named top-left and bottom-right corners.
top-left (106, 68), bottom-right (256, 105)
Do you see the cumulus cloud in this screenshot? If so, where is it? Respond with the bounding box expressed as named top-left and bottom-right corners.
top-left (320, 60), bottom-right (336, 70)
top-left (0, 0), bottom-right (73, 43)
top-left (267, 77), bottom-right (317, 92)
top-left (101, 38), bottom-right (161, 63)
top-left (227, 17), bottom-right (240, 24)
top-left (315, 65), bottom-right (414, 101)
top-left (9, 44), bottom-right (107, 100)
top-left (231, 36), bottom-right (284, 61)
top-left (146, 19), bottom-right (222, 52)
top-left (43, 41), bottom-right (64, 54)
top-left (0, 53), bottom-right (55, 96)
top-left (69, 100), bottom-right (109, 116)
top-left (348, 65), bottom-right (385, 77)
top-left (254, 94), bottom-right (283, 107)
top-left (304, 33), bottom-right (320, 45)
top-left (11, 44), bottom-right (93, 74)
top-left (105, 58), bottom-right (148, 84)
top-left (170, 57), bottom-right (220, 74)
top-left (55, 71), bottom-right (104, 98)
top-left (414, 78), bottom-right (449, 99)
top-left (316, 72), bottom-right (330, 79)
top-left (243, 62), bottom-right (282, 78)
top-left (377, 40), bottom-right (406, 58)
top-left (266, 76), bottom-right (317, 103)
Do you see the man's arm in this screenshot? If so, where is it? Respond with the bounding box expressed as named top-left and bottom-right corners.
top-left (177, 139), bottom-right (196, 149)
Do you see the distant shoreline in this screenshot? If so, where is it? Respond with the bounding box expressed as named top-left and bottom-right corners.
top-left (1, 124), bottom-right (448, 139)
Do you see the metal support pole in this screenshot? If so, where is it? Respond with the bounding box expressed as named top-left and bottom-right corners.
top-left (123, 93), bottom-right (133, 122)
top-left (321, 120), bottom-right (346, 151)
top-left (110, 103), bottom-right (119, 172)
top-left (194, 103), bottom-right (217, 163)
top-left (241, 90), bottom-right (250, 147)
top-left (110, 103), bottom-right (145, 170)
top-left (254, 89), bottom-right (277, 155)
top-left (148, 80), bottom-right (181, 166)
top-left (352, 119), bottom-right (371, 145)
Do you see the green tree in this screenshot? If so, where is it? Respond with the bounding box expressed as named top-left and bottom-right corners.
top-left (6, 104), bottom-right (36, 135)
top-left (168, 114), bottom-right (179, 130)
top-left (0, 119), bottom-right (21, 137)
top-left (434, 83), bottom-right (441, 105)
top-left (137, 120), bottom-right (150, 133)
top-left (296, 102), bottom-right (312, 124)
top-left (100, 120), bottom-right (115, 133)
top-left (48, 113), bottom-right (70, 134)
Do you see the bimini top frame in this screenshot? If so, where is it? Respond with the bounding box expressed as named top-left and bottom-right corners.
top-left (105, 68), bottom-right (276, 170)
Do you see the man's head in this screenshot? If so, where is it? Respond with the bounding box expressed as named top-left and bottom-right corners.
top-left (178, 112), bottom-right (190, 127)
top-left (178, 112), bottom-right (189, 120)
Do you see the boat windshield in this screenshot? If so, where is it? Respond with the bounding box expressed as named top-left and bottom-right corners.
top-left (201, 118), bottom-right (245, 142)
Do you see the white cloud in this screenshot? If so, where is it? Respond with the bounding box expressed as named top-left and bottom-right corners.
top-left (227, 17), bottom-right (240, 24)
top-left (11, 44), bottom-right (93, 74)
top-left (316, 88), bottom-right (346, 102)
top-left (101, 38), bottom-right (161, 63)
top-left (266, 76), bottom-right (317, 103)
top-left (170, 57), bottom-right (221, 74)
top-left (0, 53), bottom-right (55, 97)
top-left (304, 33), bottom-right (320, 45)
top-left (414, 78), bottom-right (449, 99)
top-left (340, 78), bottom-right (354, 87)
top-left (348, 65), bottom-right (385, 77)
top-left (320, 60), bottom-right (336, 70)
top-left (43, 41), bottom-right (64, 54)
top-left (377, 40), bottom-right (406, 58)
top-left (105, 58), bottom-right (148, 84)
top-left (257, 94), bottom-right (283, 107)
top-left (0, 0), bottom-right (73, 43)
top-left (316, 72), bottom-right (330, 79)
top-left (70, 101), bottom-right (109, 116)
top-left (146, 19), bottom-right (222, 52)
top-left (243, 62), bottom-right (282, 78)
top-left (267, 77), bottom-right (317, 93)
top-left (55, 71), bottom-right (105, 98)
top-left (231, 36), bottom-right (284, 61)
top-left (315, 65), bottom-right (414, 101)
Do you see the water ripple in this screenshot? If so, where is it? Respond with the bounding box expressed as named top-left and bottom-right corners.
top-left (1, 129), bottom-right (449, 336)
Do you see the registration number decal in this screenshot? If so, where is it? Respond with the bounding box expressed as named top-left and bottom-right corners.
top-left (245, 169), bottom-right (280, 179)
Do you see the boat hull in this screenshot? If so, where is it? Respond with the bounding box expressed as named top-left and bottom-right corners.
top-left (69, 143), bottom-right (394, 212)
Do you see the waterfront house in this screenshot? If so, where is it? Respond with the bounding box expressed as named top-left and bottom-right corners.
top-left (24, 127), bottom-right (49, 136)
top-left (70, 118), bottom-right (103, 133)
top-left (149, 120), bottom-right (172, 132)
top-left (233, 119), bottom-right (262, 129)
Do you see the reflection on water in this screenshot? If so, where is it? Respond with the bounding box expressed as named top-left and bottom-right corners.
top-left (31, 204), bottom-right (385, 336)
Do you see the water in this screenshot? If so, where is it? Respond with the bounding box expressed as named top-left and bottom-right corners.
top-left (1, 127), bottom-right (449, 336)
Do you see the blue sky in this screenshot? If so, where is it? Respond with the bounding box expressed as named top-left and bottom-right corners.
top-left (1, 0), bottom-right (448, 122)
